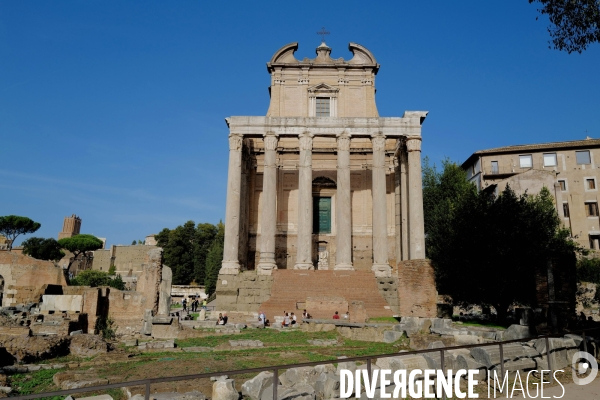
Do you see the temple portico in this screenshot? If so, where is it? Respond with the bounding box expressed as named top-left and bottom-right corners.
top-left (220, 41), bottom-right (428, 279)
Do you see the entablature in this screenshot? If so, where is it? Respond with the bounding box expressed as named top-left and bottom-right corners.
top-left (225, 113), bottom-right (428, 138)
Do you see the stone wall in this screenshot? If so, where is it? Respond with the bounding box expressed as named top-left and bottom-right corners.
top-left (0, 252), bottom-right (67, 307)
top-left (92, 245), bottom-right (160, 277)
top-left (397, 259), bottom-right (437, 318)
top-left (215, 271), bottom-right (273, 312)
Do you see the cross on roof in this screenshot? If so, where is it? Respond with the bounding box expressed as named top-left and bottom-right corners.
top-left (317, 27), bottom-right (330, 42)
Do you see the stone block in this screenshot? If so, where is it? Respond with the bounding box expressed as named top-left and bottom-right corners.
top-left (40, 295), bottom-right (83, 312)
top-left (77, 395), bottom-right (114, 400)
top-left (279, 367), bottom-right (319, 388)
top-left (212, 379), bottom-right (239, 400)
top-left (389, 354), bottom-right (428, 376)
top-left (503, 324), bottom-right (535, 341)
top-left (314, 372), bottom-right (340, 400)
top-left (470, 344), bottom-right (527, 368)
top-left (382, 330), bottom-right (403, 343)
top-left (533, 338), bottom-right (569, 370)
top-left (242, 371), bottom-right (274, 400)
top-left (455, 354), bottom-right (486, 381)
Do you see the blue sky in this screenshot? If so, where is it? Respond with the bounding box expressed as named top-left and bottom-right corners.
top-left (1, 1), bottom-right (599, 246)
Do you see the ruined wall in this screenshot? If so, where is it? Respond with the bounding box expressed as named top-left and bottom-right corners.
top-left (93, 245), bottom-right (160, 277)
top-left (397, 259), bottom-right (437, 318)
top-left (215, 271), bottom-right (273, 312)
top-left (0, 252), bottom-right (67, 307)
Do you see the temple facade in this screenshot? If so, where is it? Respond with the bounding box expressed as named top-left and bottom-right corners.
top-left (219, 41), bottom-right (428, 280)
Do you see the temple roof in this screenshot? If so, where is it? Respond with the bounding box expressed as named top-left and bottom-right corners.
top-left (267, 42), bottom-right (379, 73)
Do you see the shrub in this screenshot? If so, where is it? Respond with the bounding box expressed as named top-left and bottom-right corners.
top-left (70, 270), bottom-right (126, 290)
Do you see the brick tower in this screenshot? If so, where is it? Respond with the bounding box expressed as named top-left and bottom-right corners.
top-left (58, 214), bottom-right (81, 240)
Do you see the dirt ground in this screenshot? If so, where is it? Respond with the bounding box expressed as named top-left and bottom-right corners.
top-left (6, 328), bottom-right (600, 399)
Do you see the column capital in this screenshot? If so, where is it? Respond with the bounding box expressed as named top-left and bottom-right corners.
top-left (371, 135), bottom-right (386, 152)
top-left (337, 134), bottom-right (351, 151)
top-left (263, 134), bottom-right (278, 151)
top-left (229, 134), bottom-right (243, 151)
top-left (299, 132), bottom-right (314, 151)
top-left (406, 137), bottom-right (422, 152)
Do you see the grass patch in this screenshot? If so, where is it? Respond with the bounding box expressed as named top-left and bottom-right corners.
top-left (458, 320), bottom-right (508, 329)
top-left (176, 328), bottom-right (337, 348)
top-left (367, 317), bottom-right (400, 323)
top-left (10, 368), bottom-right (63, 398)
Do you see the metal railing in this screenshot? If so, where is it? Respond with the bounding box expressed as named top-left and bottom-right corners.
top-left (8, 326), bottom-right (599, 400)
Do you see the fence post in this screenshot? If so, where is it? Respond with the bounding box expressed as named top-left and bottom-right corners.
top-left (499, 342), bottom-right (505, 391)
top-left (545, 336), bottom-right (554, 384)
top-left (440, 349), bottom-right (446, 400)
top-left (273, 368), bottom-right (278, 400)
top-left (145, 382), bottom-right (150, 400)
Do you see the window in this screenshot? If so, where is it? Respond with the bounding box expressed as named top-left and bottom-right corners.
top-left (563, 203), bottom-right (570, 218)
top-left (558, 180), bottom-right (567, 191)
top-left (576, 150), bottom-right (591, 165)
top-left (590, 235), bottom-right (600, 249)
top-left (315, 97), bottom-right (330, 117)
top-left (586, 202), bottom-right (599, 217)
top-left (587, 178), bottom-right (596, 190)
top-left (543, 153), bottom-right (557, 167)
top-left (491, 161), bottom-right (499, 174)
top-left (519, 155), bottom-right (533, 168)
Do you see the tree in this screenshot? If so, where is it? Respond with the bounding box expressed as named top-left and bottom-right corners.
top-left (0, 215), bottom-right (41, 251)
top-left (193, 223), bottom-right (218, 285)
top-left (423, 158), bottom-right (477, 258)
top-left (156, 221), bottom-right (196, 285)
top-left (131, 240), bottom-right (137, 245)
top-left (22, 237), bottom-right (65, 262)
top-left (57, 234), bottom-right (104, 270)
top-left (69, 270), bottom-right (126, 290)
top-left (530, 0), bottom-right (600, 53)
top-left (204, 221), bottom-right (224, 296)
top-left (425, 161), bottom-right (577, 321)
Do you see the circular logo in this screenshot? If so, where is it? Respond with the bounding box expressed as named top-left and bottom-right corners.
top-left (572, 351), bottom-right (598, 386)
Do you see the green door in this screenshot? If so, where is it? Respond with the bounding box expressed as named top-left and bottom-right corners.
top-left (313, 197), bottom-right (331, 234)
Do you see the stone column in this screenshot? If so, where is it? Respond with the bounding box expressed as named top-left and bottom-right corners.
top-left (257, 133), bottom-right (278, 275)
top-left (220, 134), bottom-right (243, 275)
top-left (406, 137), bottom-right (426, 259)
top-left (335, 134), bottom-right (353, 270)
top-left (371, 135), bottom-right (392, 277)
top-left (294, 133), bottom-right (314, 270)
top-left (400, 150), bottom-right (409, 261)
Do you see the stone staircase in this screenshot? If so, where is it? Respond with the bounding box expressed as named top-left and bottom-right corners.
top-left (259, 269), bottom-right (395, 321)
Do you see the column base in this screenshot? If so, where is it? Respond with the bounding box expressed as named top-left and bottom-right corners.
top-left (371, 263), bottom-right (392, 278)
top-left (293, 262), bottom-right (314, 270)
top-left (334, 263), bottom-right (354, 271)
top-left (220, 261), bottom-right (240, 275)
top-left (257, 262), bottom-right (277, 276)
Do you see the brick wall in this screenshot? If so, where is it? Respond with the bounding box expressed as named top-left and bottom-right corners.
top-left (397, 259), bottom-right (437, 318)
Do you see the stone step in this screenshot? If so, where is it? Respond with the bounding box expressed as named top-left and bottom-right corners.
top-left (259, 269), bottom-right (394, 321)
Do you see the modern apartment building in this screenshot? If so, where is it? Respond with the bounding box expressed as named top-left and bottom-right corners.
top-left (462, 138), bottom-right (600, 250)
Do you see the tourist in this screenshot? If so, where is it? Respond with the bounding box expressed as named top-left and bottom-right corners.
top-left (265, 319), bottom-right (271, 327)
top-left (202, 299), bottom-right (207, 309)
top-left (290, 312), bottom-right (297, 325)
top-left (222, 312), bottom-right (228, 325)
top-left (333, 311), bottom-right (340, 319)
top-left (344, 311), bottom-right (349, 319)
top-left (216, 313), bottom-right (224, 325)
top-left (302, 309), bottom-right (311, 319)
top-left (182, 298), bottom-right (188, 312)
top-left (281, 312), bottom-right (290, 327)
top-left (258, 311), bottom-right (266, 326)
